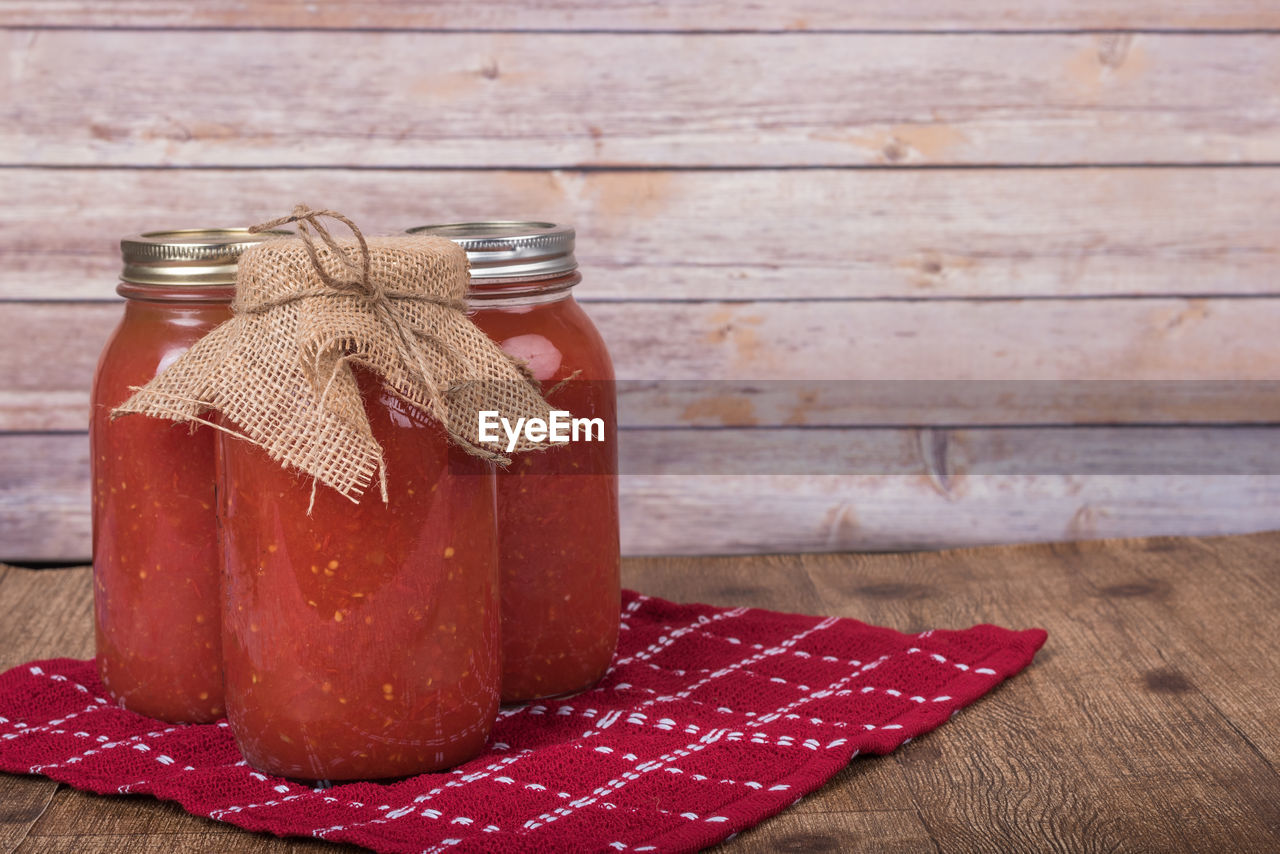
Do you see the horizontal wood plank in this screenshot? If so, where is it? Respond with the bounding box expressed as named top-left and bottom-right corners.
top-left (622, 473), bottom-right (1280, 555)
top-left (3, 31), bottom-right (1280, 167)
top-left (4, 167), bottom-right (1278, 303)
top-left (5, 297), bottom-right (1279, 430)
top-left (7, 432), bottom-right (1280, 560)
top-left (618, 381), bottom-right (1280, 428)
top-left (0, 433), bottom-right (90, 561)
top-left (621, 425), bottom-right (1280, 475)
top-left (3, 1), bottom-right (1278, 31)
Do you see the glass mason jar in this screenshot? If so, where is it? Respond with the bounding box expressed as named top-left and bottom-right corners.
top-left (91, 229), bottom-right (278, 723)
top-left (218, 370), bottom-right (501, 780)
top-left (407, 222), bottom-right (621, 703)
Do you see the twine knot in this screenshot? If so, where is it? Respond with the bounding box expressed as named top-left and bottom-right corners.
top-left (236, 206), bottom-right (468, 317)
top-left (251, 204), bottom-right (375, 296)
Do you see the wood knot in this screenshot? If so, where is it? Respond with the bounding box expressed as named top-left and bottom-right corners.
top-left (1143, 667), bottom-right (1194, 694)
top-left (776, 833), bottom-right (847, 853)
top-left (882, 138), bottom-right (907, 163)
top-left (1097, 34), bottom-right (1134, 69)
top-left (854, 582), bottom-right (932, 601)
top-left (920, 428), bottom-right (952, 496)
top-left (897, 738), bottom-right (943, 763)
top-left (1141, 540), bottom-right (1179, 552)
top-left (708, 585), bottom-right (767, 604)
top-left (1098, 579), bottom-right (1171, 599)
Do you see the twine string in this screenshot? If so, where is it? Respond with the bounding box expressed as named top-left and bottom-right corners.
top-left (250, 204), bottom-right (371, 295)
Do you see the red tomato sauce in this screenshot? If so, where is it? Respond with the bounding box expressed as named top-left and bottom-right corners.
top-left (91, 283), bottom-right (232, 723)
top-left (218, 369), bottom-right (500, 780)
top-left (471, 289), bottom-right (621, 702)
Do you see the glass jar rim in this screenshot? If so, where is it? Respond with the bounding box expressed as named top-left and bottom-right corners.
top-left (405, 221), bottom-right (577, 281)
top-left (119, 227), bottom-right (292, 287)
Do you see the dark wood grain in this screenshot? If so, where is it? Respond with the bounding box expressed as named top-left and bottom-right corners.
top-left (0, 776), bottom-right (56, 854)
top-left (1062, 537), bottom-right (1280, 769)
top-left (798, 541), bottom-right (1280, 852)
top-left (4, 532), bottom-right (1280, 852)
top-left (18, 789), bottom-right (361, 854)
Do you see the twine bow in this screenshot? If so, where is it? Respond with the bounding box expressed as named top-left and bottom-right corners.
top-left (252, 205), bottom-right (374, 291)
top-left (245, 205), bottom-right (457, 309)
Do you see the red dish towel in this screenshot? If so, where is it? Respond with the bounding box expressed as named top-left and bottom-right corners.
top-left (0, 591), bottom-right (1045, 853)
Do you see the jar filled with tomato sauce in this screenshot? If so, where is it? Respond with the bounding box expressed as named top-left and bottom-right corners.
top-left (215, 233), bottom-right (504, 781)
top-left (218, 385), bottom-right (500, 780)
top-left (407, 222), bottom-right (621, 703)
top-left (91, 229), bottom-right (280, 722)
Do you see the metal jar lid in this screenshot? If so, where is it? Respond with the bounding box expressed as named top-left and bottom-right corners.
top-left (405, 221), bottom-right (576, 280)
top-left (119, 228), bottom-right (291, 286)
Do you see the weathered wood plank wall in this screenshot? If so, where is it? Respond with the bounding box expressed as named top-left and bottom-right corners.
top-left (1, 2), bottom-right (1277, 559)
top-left (6, 169), bottom-right (1280, 301)
top-left (5, 31), bottom-right (1280, 167)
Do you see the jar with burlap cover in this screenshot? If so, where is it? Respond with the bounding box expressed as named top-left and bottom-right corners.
top-left (113, 206), bottom-right (557, 502)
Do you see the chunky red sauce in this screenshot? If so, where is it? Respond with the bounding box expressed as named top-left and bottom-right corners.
top-left (218, 369), bottom-right (500, 780)
top-left (470, 287), bottom-right (621, 702)
top-left (90, 284), bottom-right (231, 723)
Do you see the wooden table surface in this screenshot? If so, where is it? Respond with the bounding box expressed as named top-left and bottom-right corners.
top-left (3, 532), bottom-right (1280, 853)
